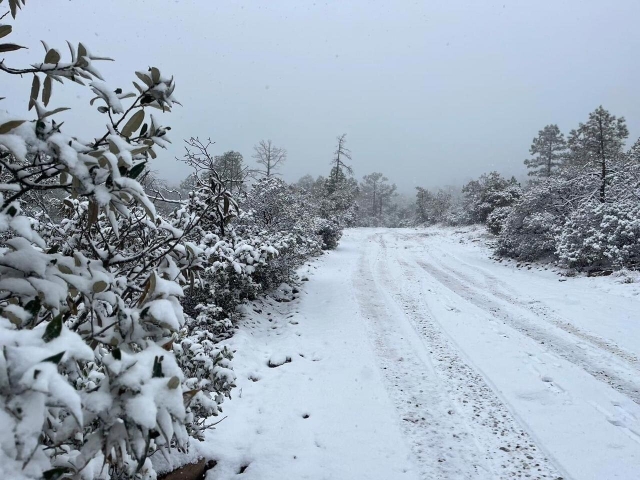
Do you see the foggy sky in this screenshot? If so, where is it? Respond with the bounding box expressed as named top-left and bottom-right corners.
top-left (5, 0), bottom-right (640, 192)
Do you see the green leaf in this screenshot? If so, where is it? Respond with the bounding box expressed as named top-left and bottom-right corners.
top-left (92, 280), bottom-right (108, 293)
top-left (108, 140), bottom-right (119, 155)
top-left (0, 25), bottom-right (12, 40)
top-left (132, 81), bottom-right (145, 94)
top-left (127, 161), bottom-right (147, 179)
top-left (29, 74), bottom-right (40, 111)
top-left (77, 42), bottom-right (87, 59)
top-left (130, 146), bottom-right (149, 156)
top-left (44, 49), bottom-right (61, 64)
top-left (0, 43), bottom-right (25, 53)
top-left (150, 67), bottom-right (160, 84)
top-left (42, 351), bottom-right (65, 364)
top-left (42, 75), bottom-right (52, 107)
top-left (0, 120), bottom-right (25, 134)
top-left (121, 110), bottom-right (144, 138)
top-left (57, 264), bottom-right (72, 274)
top-left (42, 314), bottom-right (63, 343)
top-left (66, 40), bottom-right (76, 62)
top-left (9, 0), bottom-right (18, 19)
top-left (135, 71), bottom-right (152, 87)
top-left (40, 107), bottom-right (70, 119)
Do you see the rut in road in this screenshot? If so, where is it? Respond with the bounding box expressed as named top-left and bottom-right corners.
top-left (353, 232), bottom-right (564, 480)
top-left (424, 243), bottom-right (640, 371)
top-left (412, 253), bottom-right (640, 406)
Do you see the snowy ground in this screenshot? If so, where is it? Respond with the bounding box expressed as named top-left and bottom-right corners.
top-left (202, 227), bottom-right (640, 480)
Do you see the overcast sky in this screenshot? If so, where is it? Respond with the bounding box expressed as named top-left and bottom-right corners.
top-left (5, 0), bottom-right (640, 192)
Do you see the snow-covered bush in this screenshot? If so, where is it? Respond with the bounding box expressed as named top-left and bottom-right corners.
top-left (236, 177), bottom-right (326, 289)
top-left (179, 172), bottom-right (338, 353)
top-left (486, 205), bottom-right (512, 235)
top-left (496, 180), bottom-right (566, 261)
top-left (462, 172), bottom-right (521, 224)
top-left (556, 200), bottom-right (640, 271)
top-left (316, 218), bottom-right (342, 249)
top-left (0, 5), bottom-right (238, 478)
top-left (443, 201), bottom-right (474, 226)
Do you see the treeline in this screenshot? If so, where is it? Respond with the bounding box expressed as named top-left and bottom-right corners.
top-left (416, 106), bottom-right (640, 272)
top-left (208, 132), bottom-right (414, 229)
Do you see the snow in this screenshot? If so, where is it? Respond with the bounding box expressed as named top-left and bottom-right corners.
top-left (203, 227), bottom-right (640, 480)
top-left (0, 133), bottom-right (27, 161)
top-left (90, 81), bottom-right (124, 114)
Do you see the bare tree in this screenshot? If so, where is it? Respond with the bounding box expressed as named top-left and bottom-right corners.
top-left (179, 137), bottom-right (250, 194)
top-left (253, 139), bottom-right (287, 177)
top-left (179, 137), bottom-right (218, 174)
top-left (330, 133), bottom-right (353, 182)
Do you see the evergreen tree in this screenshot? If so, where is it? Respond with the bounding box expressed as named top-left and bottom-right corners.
top-left (361, 172), bottom-right (386, 217)
top-left (567, 106), bottom-right (628, 203)
top-left (359, 173), bottom-right (397, 224)
top-left (524, 124), bottom-right (566, 178)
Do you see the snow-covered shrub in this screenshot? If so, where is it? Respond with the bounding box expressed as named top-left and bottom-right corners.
top-left (179, 175), bottom-right (335, 350)
top-left (462, 172), bottom-right (521, 224)
top-left (0, 6), bottom-right (237, 478)
top-left (496, 183), bottom-right (564, 261)
top-left (486, 206), bottom-right (512, 235)
top-left (494, 170), bottom-right (598, 262)
top-left (235, 177), bottom-right (327, 290)
top-left (443, 201), bottom-right (474, 226)
top-left (316, 218), bottom-right (342, 250)
top-left (556, 200), bottom-right (640, 271)
top-left (415, 188), bottom-right (455, 225)
top-left (174, 324), bottom-right (235, 440)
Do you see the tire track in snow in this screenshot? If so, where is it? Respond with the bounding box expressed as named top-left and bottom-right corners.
top-left (372, 234), bottom-right (564, 480)
top-left (353, 237), bottom-right (491, 479)
top-left (359, 235), bottom-right (561, 479)
top-left (413, 256), bottom-right (640, 406)
top-left (425, 243), bottom-right (640, 371)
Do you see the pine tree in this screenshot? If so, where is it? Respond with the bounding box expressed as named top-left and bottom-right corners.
top-left (361, 172), bottom-right (386, 217)
top-left (567, 106), bottom-right (628, 203)
top-left (524, 124), bottom-right (566, 178)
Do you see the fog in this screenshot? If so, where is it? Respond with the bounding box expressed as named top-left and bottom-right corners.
top-left (5, 0), bottom-right (640, 192)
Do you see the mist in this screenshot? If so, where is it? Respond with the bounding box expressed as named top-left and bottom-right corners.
top-left (5, 0), bottom-right (640, 192)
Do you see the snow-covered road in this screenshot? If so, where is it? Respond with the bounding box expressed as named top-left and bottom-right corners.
top-left (204, 228), bottom-right (640, 480)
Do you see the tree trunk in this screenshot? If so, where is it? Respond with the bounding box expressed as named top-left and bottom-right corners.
top-left (599, 117), bottom-right (606, 203)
